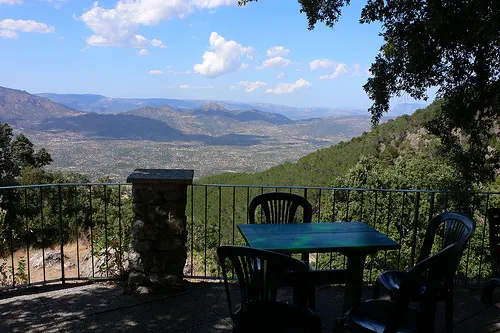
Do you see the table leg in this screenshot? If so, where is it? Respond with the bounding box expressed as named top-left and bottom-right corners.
top-left (343, 253), bottom-right (366, 312)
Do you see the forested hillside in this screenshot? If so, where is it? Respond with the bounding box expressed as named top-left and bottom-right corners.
top-left (199, 101), bottom-right (443, 188)
top-left (190, 100), bottom-right (500, 279)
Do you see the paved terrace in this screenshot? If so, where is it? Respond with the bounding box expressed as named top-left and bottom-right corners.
top-left (1, 280), bottom-right (499, 333)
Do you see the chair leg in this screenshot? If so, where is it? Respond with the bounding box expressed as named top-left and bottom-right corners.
top-left (309, 283), bottom-right (316, 311)
top-left (333, 317), bottom-right (347, 333)
top-left (482, 278), bottom-right (500, 303)
top-left (372, 279), bottom-right (381, 299)
top-left (445, 295), bottom-right (454, 333)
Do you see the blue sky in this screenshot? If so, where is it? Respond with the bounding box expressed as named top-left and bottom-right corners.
top-left (0, 0), bottom-right (429, 109)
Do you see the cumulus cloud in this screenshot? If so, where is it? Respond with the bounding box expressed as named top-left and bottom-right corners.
top-left (80, 0), bottom-right (238, 47)
top-left (0, 29), bottom-right (17, 38)
top-left (0, 19), bottom-right (55, 39)
top-left (148, 69), bottom-right (164, 75)
top-left (309, 59), bottom-right (334, 71)
top-left (86, 32), bottom-right (164, 49)
top-left (318, 63), bottom-right (348, 79)
top-left (151, 39), bottom-right (166, 48)
top-left (258, 57), bottom-right (291, 69)
top-left (266, 46), bottom-right (289, 58)
top-left (137, 48), bottom-right (149, 56)
top-left (0, 19), bottom-right (55, 33)
top-left (266, 78), bottom-right (312, 94)
top-left (0, 0), bottom-right (22, 4)
top-left (86, 35), bottom-right (116, 46)
top-left (231, 81), bottom-right (268, 93)
top-left (277, 72), bottom-right (286, 80)
top-left (194, 32), bottom-right (255, 77)
top-left (130, 34), bottom-right (149, 48)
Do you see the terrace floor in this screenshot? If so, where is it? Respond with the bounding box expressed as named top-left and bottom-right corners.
top-left (1, 280), bottom-right (499, 333)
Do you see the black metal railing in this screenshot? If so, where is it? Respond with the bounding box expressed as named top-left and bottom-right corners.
top-left (186, 184), bottom-right (500, 286)
top-left (0, 183), bottom-right (131, 290)
top-left (0, 182), bottom-right (498, 290)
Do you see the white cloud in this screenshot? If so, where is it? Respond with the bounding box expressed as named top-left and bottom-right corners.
top-left (309, 59), bottom-right (334, 71)
top-left (277, 72), bottom-right (286, 80)
top-left (86, 35), bottom-right (116, 46)
top-left (0, 19), bottom-right (55, 33)
top-left (0, 0), bottom-right (22, 4)
top-left (41, 0), bottom-right (66, 9)
top-left (80, 0), bottom-right (238, 47)
top-left (266, 46), bottom-right (289, 58)
top-left (0, 29), bottom-right (17, 38)
top-left (231, 81), bottom-right (268, 93)
top-left (137, 48), bottom-right (149, 56)
top-left (258, 56), bottom-right (291, 69)
top-left (148, 69), bottom-right (164, 75)
top-left (266, 78), bottom-right (312, 94)
top-left (194, 32), bottom-right (255, 77)
top-left (131, 34), bottom-right (149, 48)
top-left (151, 39), bottom-right (166, 48)
top-left (87, 32), bottom-right (164, 49)
top-left (180, 84), bottom-right (214, 89)
top-left (239, 63), bottom-right (248, 70)
top-left (318, 63), bottom-right (348, 79)
top-left (352, 63), bottom-right (361, 76)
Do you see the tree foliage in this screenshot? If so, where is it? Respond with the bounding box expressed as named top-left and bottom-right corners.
top-left (240, 0), bottom-right (500, 189)
top-left (0, 124), bottom-right (52, 187)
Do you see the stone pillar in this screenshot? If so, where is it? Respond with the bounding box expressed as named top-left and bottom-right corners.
top-left (126, 169), bottom-right (194, 294)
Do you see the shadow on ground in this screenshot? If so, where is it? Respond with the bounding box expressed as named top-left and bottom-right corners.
top-left (0, 281), bottom-right (499, 332)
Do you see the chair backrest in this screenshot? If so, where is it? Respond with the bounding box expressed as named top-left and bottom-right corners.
top-left (387, 243), bottom-right (460, 333)
top-left (248, 192), bottom-right (313, 225)
top-left (217, 246), bottom-right (309, 317)
top-left (416, 212), bottom-right (475, 280)
top-left (487, 208), bottom-right (500, 276)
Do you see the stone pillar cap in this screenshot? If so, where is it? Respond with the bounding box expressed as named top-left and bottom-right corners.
top-left (127, 169), bottom-right (194, 184)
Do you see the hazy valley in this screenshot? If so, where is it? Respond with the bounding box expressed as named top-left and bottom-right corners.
top-left (1, 86), bottom-right (422, 181)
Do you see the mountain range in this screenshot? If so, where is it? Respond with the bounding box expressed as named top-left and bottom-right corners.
top-left (0, 85), bottom-right (424, 180)
top-left (37, 92), bottom-right (426, 120)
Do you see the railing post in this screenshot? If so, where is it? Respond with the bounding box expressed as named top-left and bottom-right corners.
top-left (58, 185), bottom-right (65, 284)
top-left (126, 169), bottom-right (194, 294)
top-left (410, 192), bottom-right (421, 267)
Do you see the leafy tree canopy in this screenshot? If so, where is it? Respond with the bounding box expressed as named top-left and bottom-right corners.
top-left (0, 123), bottom-right (52, 186)
top-left (240, 0), bottom-right (500, 189)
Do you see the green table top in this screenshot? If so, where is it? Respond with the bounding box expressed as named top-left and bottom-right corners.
top-left (238, 222), bottom-right (400, 254)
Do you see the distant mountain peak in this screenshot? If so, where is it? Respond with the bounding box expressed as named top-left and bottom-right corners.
top-left (0, 85), bottom-right (80, 124)
top-left (201, 102), bottom-right (227, 111)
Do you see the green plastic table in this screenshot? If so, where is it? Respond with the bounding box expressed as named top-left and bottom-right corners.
top-left (238, 222), bottom-right (400, 311)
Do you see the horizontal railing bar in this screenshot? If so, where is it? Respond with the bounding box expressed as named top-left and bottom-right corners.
top-left (194, 183), bottom-right (500, 195)
top-left (0, 279), bottom-right (62, 291)
top-left (0, 277), bottom-right (123, 291)
top-left (3, 181), bottom-right (500, 196)
top-left (0, 183), bottom-right (130, 190)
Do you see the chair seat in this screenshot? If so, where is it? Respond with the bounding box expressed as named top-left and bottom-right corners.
top-left (378, 270), bottom-right (447, 301)
top-left (378, 270), bottom-right (405, 292)
top-left (232, 300), bottom-right (322, 333)
top-left (344, 299), bottom-right (419, 333)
